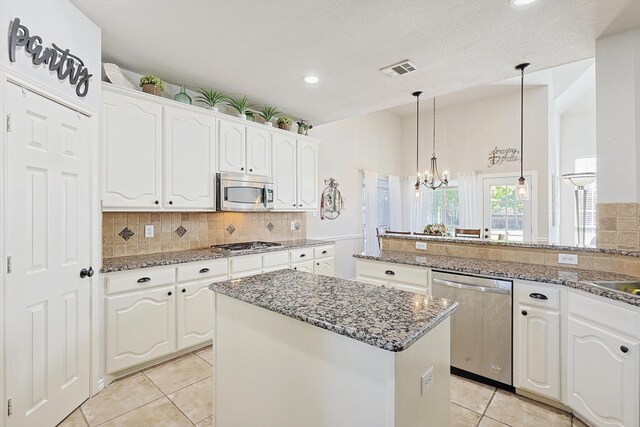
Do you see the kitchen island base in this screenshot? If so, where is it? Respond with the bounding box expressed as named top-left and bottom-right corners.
top-left (213, 293), bottom-right (451, 427)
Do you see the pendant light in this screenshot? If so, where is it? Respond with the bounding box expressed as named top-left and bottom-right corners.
top-left (515, 62), bottom-right (531, 201)
top-left (413, 91), bottom-right (449, 192)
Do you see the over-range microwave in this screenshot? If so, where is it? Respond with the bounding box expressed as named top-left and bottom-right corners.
top-left (216, 173), bottom-right (274, 211)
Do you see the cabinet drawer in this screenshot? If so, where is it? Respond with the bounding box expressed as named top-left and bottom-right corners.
top-left (290, 248), bottom-right (313, 262)
top-left (106, 267), bottom-right (176, 295)
top-left (356, 259), bottom-right (428, 286)
top-left (176, 259), bottom-right (228, 283)
top-left (230, 254), bottom-right (262, 274)
top-left (569, 290), bottom-right (640, 339)
top-left (314, 246), bottom-right (334, 259)
top-left (263, 251), bottom-right (289, 269)
top-left (514, 281), bottom-right (560, 310)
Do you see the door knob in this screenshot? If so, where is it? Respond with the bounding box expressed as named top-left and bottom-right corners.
top-left (79, 267), bottom-right (94, 278)
top-left (484, 235), bottom-right (489, 239)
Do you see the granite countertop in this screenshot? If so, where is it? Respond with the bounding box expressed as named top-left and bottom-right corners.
top-left (355, 250), bottom-right (640, 307)
top-left (209, 269), bottom-right (459, 352)
top-left (381, 233), bottom-right (640, 257)
top-left (101, 239), bottom-right (334, 273)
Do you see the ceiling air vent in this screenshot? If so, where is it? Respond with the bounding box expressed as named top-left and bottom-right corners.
top-left (380, 60), bottom-right (418, 77)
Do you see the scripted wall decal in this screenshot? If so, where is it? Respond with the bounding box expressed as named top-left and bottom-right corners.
top-left (487, 146), bottom-right (520, 168)
top-left (8, 17), bottom-right (93, 97)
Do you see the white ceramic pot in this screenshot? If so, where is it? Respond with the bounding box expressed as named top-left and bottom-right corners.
top-left (210, 106), bottom-right (219, 113)
top-left (265, 121), bottom-right (273, 127)
top-left (236, 113), bottom-right (246, 120)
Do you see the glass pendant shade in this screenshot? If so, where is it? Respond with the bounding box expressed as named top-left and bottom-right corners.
top-left (517, 177), bottom-right (529, 200)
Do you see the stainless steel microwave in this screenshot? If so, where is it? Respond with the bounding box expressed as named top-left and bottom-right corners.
top-left (216, 173), bottom-right (274, 211)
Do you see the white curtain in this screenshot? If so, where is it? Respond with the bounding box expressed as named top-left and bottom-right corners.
top-left (364, 170), bottom-right (379, 253)
top-left (407, 178), bottom-right (433, 233)
top-left (388, 175), bottom-right (402, 230)
top-left (458, 171), bottom-right (480, 229)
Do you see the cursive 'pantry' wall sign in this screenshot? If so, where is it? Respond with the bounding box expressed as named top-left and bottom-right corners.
top-left (8, 17), bottom-right (93, 97)
top-left (487, 146), bottom-right (520, 168)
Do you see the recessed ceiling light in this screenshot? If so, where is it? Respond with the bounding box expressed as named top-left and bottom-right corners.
top-left (510, 0), bottom-right (536, 6)
top-left (303, 75), bottom-right (319, 84)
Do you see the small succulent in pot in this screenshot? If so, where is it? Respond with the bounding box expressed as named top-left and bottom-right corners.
top-left (245, 111), bottom-right (256, 122)
top-left (296, 119), bottom-right (314, 135)
top-left (196, 88), bottom-right (226, 111)
top-left (277, 116), bottom-right (293, 131)
top-left (139, 75), bottom-right (165, 96)
top-left (225, 95), bottom-right (256, 119)
top-left (257, 106), bottom-right (281, 126)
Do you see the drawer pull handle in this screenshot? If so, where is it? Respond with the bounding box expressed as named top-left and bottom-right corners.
top-left (168, 291), bottom-right (172, 296)
top-left (322, 250), bottom-right (327, 254)
top-left (182, 288), bottom-right (186, 293)
top-left (299, 254), bottom-right (306, 258)
top-left (529, 293), bottom-right (548, 300)
top-left (521, 310), bottom-right (528, 316)
top-left (199, 268), bottom-right (210, 274)
top-left (137, 277), bottom-right (151, 283)
top-left (621, 346), bottom-right (629, 354)
top-left (385, 270), bottom-right (395, 276)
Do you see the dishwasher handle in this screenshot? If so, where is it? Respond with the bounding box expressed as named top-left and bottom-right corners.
top-left (432, 278), bottom-right (511, 295)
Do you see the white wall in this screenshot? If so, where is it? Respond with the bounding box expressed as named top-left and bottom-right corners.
top-left (0, 1), bottom-right (102, 111)
top-left (400, 87), bottom-right (550, 241)
top-left (307, 110), bottom-right (404, 279)
top-left (596, 29), bottom-right (640, 203)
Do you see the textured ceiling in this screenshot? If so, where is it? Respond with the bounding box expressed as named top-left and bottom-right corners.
top-left (71, 0), bottom-right (638, 124)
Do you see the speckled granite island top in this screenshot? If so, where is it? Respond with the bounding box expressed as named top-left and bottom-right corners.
top-left (101, 239), bottom-right (334, 273)
top-left (209, 269), bottom-right (459, 352)
top-left (355, 250), bottom-right (640, 307)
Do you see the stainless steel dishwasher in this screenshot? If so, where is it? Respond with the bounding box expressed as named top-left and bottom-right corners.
top-left (431, 270), bottom-right (513, 386)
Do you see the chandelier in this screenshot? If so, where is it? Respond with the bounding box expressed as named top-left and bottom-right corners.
top-left (414, 91), bottom-right (449, 195)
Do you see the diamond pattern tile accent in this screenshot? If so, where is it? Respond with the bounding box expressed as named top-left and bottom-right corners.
top-left (118, 227), bottom-right (135, 241)
top-left (175, 225), bottom-right (187, 238)
top-left (294, 221), bottom-right (300, 231)
top-left (266, 222), bottom-right (274, 232)
top-left (226, 224), bottom-right (236, 235)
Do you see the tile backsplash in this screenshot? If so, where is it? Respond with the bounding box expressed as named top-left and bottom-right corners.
top-left (103, 211), bottom-right (307, 258)
top-left (596, 202), bottom-right (640, 251)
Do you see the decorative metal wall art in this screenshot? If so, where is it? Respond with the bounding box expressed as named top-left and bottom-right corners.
top-left (8, 17), bottom-right (93, 97)
top-left (487, 146), bottom-right (520, 168)
top-left (320, 178), bottom-right (344, 220)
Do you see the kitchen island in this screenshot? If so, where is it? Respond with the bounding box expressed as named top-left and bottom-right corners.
top-left (209, 269), bottom-right (458, 427)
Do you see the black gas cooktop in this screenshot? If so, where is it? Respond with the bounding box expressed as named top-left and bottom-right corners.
top-left (212, 241), bottom-right (283, 252)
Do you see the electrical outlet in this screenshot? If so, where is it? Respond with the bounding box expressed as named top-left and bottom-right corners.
top-left (421, 366), bottom-right (434, 395)
top-left (290, 221), bottom-right (296, 231)
top-left (145, 224), bottom-right (154, 238)
top-left (416, 242), bottom-right (428, 250)
top-left (558, 253), bottom-right (578, 265)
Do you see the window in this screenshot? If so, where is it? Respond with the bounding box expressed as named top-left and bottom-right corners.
top-left (361, 175), bottom-right (391, 250)
top-left (424, 187), bottom-right (460, 229)
top-left (488, 184), bottom-right (525, 242)
top-left (575, 157), bottom-right (597, 246)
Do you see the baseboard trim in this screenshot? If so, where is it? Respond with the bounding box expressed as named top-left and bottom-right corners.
top-left (515, 388), bottom-right (570, 412)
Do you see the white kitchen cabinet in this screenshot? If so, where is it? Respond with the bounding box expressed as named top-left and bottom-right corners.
top-left (163, 106), bottom-right (216, 209)
top-left (176, 281), bottom-right (214, 350)
top-left (291, 260), bottom-right (314, 273)
top-left (296, 139), bottom-right (319, 209)
top-left (313, 245), bottom-right (334, 277)
top-left (272, 134), bottom-right (298, 209)
top-left (102, 90), bottom-right (163, 208)
top-left (246, 126), bottom-right (271, 177)
top-left (106, 285), bottom-right (176, 373)
top-left (567, 316), bottom-right (639, 427)
top-left (355, 259), bottom-right (430, 295)
top-left (218, 119), bottom-right (246, 174)
top-left (514, 304), bottom-right (561, 401)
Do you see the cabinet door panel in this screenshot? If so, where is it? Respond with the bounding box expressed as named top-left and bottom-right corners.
top-left (106, 286), bottom-right (175, 373)
top-left (218, 119), bottom-right (246, 173)
top-left (515, 305), bottom-right (560, 400)
top-left (297, 139), bottom-right (318, 209)
top-left (164, 107), bottom-right (216, 209)
top-left (314, 258), bottom-right (334, 277)
top-left (246, 126), bottom-right (271, 177)
top-left (567, 317), bottom-right (639, 427)
top-left (272, 135), bottom-right (297, 209)
top-left (177, 281), bottom-right (214, 350)
top-left (291, 261), bottom-right (314, 273)
top-left (103, 91), bottom-right (162, 208)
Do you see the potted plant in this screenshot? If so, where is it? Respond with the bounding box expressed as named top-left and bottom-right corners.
top-left (196, 88), bottom-right (226, 112)
top-left (423, 224), bottom-right (449, 236)
top-left (246, 111), bottom-right (256, 122)
top-left (257, 106), bottom-right (281, 127)
top-left (277, 116), bottom-right (293, 131)
top-left (139, 75), bottom-right (165, 96)
top-left (296, 119), bottom-right (314, 135)
top-left (225, 95), bottom-right (256, 119)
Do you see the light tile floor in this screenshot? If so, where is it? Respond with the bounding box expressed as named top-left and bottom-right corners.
top-left (59, 350), bottom-right (589, 427)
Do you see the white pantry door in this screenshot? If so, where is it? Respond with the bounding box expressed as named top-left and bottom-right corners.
top-left (5, 83), bottom-right (92, 427)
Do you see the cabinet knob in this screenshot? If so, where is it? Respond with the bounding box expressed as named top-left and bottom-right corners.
top-left (293, 267), bottom-right (297, 270)
top-left (241, 167), bottom-right (244, 171)
top-left (182, 288), bottom-right (186, 293)
top-left (521, 310), bottom-right (528, 316)
top-left (168, 291), bottom-right (172, 296)
top-left (154, 200), bottom-right (159, 205)
top-left (621, 346), bottom-right (629, 354)
top-left (484, 235), bottom-right (489, 239)
top-left (169, 200), bottom-right (173, 205)
top-left (293, 204), bottom-right (296, 207)
top-left (317, 263), bottom-right (320, 266)
top-left (249, 168), bottom-right (253, 172)
top-left (299, 204), bottom-right (302, 207)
